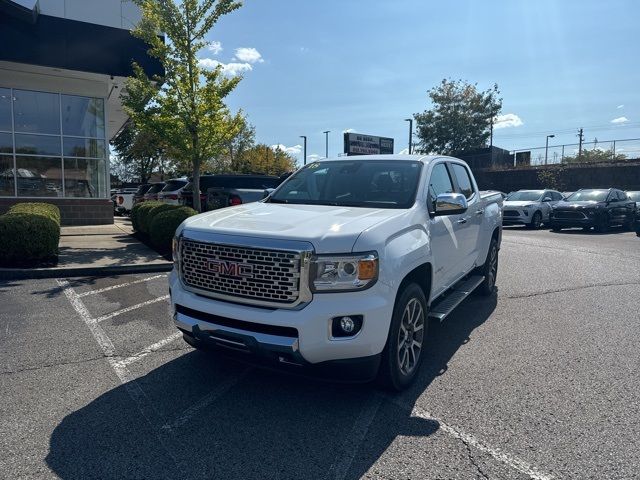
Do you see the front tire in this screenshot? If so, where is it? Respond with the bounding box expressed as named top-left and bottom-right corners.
top-left (527, 211), bottom-right (542, 229)
top-left (377, 283), bottom-right (427, 391)
top-left (476, 236), bottom-right (499, 296)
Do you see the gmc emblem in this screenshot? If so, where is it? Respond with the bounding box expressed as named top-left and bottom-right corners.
top-left (207, 259), bottom-right (254, 278)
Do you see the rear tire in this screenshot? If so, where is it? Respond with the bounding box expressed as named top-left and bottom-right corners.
top-left (377, 283), bottom-right (428, 391)
top-left (476, 237), bottom-right (499, 296)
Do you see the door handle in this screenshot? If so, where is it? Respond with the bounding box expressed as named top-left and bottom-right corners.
top-left (475, 209), bottom-right (484, 215)
top-left (457, 218), bottom-right (467, 224)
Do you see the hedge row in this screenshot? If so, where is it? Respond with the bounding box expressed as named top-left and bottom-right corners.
top-left (0, 203), bottom-right (61, 264)
top-left (131, 202), bottom-right (197, 251)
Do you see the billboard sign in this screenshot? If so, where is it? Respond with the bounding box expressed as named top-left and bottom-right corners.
top-left (343, 133), bottom-right (394, 156)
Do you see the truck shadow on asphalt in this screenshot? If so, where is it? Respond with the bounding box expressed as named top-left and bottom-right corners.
top-left (46, 293), bottom-right (497, 480)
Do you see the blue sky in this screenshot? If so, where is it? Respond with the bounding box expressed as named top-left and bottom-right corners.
top-left (200, 0), bottom-right (640, 164)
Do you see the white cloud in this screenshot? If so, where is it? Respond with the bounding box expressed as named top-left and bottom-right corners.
top-left (611, 116), bottom-right (629, 124)
top-left (493, 113), bottom-right (524, 129)
top-left (617, 104), bottom-right (624, 109)
top-left (198, 58), bottom-right (252, 76)
top-left (343, 128), bottom-right (355, 133)
top-left (271, 144), bottom-right (302, 156)
top-left (207, 41), bottom-right (223, 55)
top-left (234, 47), bottom-right (264, 64)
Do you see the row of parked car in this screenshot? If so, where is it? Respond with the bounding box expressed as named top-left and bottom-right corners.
top-left (502, 188), bottom-right (640, 234)
top-left (112, 173), bottom-right (285, 215)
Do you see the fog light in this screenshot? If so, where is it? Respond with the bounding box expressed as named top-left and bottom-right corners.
top-left (340, 316), bottom-right (355, 333)
top-left (331, 315), bottom-right (363, 338)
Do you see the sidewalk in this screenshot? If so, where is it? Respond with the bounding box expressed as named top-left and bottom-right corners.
top-left (0, 217), bottom-right (172, 280)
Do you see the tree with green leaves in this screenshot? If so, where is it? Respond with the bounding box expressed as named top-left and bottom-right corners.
top-left (235, 145), bottom-right (296, 176)
top-left (562, 148), bottom-right (627, 164)
top-left (414, 79), bottom-right (502, 156)
top-left (124, 0), bottom-right (244, 211)
top-left (110, 123), bottom-right (168, 183)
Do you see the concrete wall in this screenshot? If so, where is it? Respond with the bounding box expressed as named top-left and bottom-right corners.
top-left (473, 162), bottom-right (640, 193)
top-left (0, 198), bottom-right (113, 225)
top-left (38, 0), bottom-right (141, 30)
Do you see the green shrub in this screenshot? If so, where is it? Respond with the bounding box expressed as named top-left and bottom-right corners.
top-left (150, 207), bottom-right (197, 251)
top-left (131, 201), bottom-right (163, 234)
top-left (0, 212), bottom-right (60, 263)
top-left (8, 202), bottom-right (60, 225)
top-left (130, 203), bottom-right (145, 232)
top-left (142, 203), bottom-right (180, 235)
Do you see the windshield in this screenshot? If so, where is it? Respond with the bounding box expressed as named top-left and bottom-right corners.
top-left (270, 160), bottom-right (422, 208)
top-left (627, 191), bottom-right (640, 201)
top-left (146, 184), bottom-right (165, 194)
top-left (135, 184), bottom-right (152, 195)
top-left (505, 191), bottom-right (543, 202)
top-left (566, 190), bottom-right (608, 202)
top-left (161, 180), bottom-right (187, 192)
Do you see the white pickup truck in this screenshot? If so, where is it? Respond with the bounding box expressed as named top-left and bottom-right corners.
top-left (169, 155), bottom-right (502, 390)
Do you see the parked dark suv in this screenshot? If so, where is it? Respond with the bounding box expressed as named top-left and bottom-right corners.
top-left (132, 184), bottom-right (152, 207)
top-left (549, 188), bottom-right (636, 232)
top-left (179, 174), bottom-right (281, 211)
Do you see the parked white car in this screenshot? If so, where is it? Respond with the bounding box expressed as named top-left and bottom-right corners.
top-left (502, 189), bottom-right (564, 228)
top-left (159, 178), bottom-right (188, 205)
top-left (114, 188), bottom-right (138, 215)
top-left (169, 155), bottom-right (503, 390)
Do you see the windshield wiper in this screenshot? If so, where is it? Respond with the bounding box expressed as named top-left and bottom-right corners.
top-left (268, 198), bottom-right (289, 204)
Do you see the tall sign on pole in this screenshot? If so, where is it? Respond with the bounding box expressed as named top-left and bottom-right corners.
top-left (343, 133), bottom-right (394, 156)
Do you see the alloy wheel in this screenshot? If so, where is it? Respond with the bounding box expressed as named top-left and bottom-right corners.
top-left (397, 298), bottom-right (425, 376)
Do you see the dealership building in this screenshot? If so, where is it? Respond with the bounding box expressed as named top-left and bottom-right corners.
top-left (0, 0), bottom-right (161, 224)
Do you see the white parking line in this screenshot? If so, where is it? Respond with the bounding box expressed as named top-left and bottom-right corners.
top-left (390, 398), bottom-right (554, 480)
top-left (95, 295), bottom-right (170, 323)
top-left (116, 332), bottom-right (183, 368)
top-left (162, 368), bottom-right (252, 431)
top-left (77, 274), bottom-right (167, 297)
top-left (327, 394), bottom-right (383, 480)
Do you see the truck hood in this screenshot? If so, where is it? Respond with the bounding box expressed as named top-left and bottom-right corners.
top-left (180, 202), bottom-right (405, 253)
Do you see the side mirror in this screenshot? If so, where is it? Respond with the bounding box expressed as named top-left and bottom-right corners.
top-left (543, 197), bottom-right (552, 202)
top-left (433, 193), bottom-right (468, 216)
top-left (263, 188), bottom-right (275, 199)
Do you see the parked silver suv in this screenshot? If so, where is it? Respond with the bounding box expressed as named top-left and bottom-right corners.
top-left (503, 189), bottom-right (564, 229)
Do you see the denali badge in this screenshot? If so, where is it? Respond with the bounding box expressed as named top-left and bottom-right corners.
top-left (207, 259), bottom-right (254, 278)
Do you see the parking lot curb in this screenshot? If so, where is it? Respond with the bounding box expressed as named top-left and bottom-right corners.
top-left (0, 262), bottom-right (173, 280)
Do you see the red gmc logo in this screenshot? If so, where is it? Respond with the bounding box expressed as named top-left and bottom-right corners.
top-left (207, 259), bottom-right (254, 278)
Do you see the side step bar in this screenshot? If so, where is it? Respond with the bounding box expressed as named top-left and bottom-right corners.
top-left (428, 275), bottom-right (485, 321)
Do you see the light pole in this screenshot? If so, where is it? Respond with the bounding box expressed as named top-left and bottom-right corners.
top-left (404, 118), bottom-right (413, 154)
top-left (545, 134), bottom-right (555, 165)
top-left (299, 135), bottom-right (307, 165)
top-left (323, 130), bottom-right (330, 158)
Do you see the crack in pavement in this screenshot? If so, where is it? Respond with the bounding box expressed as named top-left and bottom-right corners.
top-left (462, 437), bottom-right (490, 480)
top-left (504, 281), bottom-right (640, 299)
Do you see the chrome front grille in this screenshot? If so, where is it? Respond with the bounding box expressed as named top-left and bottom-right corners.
top-left (180, 239), bottom-right (302, 305)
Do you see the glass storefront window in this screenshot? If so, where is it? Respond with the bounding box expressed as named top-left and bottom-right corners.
top-left (16, 156), bottom-right (63, 197)
top-left (64, 158), bottom-right (106, 198)
top-left (0, 88), bottom-right (11, 132)
top-left (15, 134), bottom-right (61, 156)
top-left (0, 132), bottom-right (12, 154)
top-left (13, 90), bottom-right (60, 135)
top-left (63, 137), bottom-right (105, 159)
top-left (0, 155), bottom-right (15, 196)
top-left (62, 95), bottom-right (105, 139)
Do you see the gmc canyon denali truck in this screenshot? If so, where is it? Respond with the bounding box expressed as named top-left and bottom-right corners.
top-left (169, 155), bottom-right (503, 390)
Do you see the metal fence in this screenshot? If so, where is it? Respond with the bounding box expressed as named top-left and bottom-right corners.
top-left (509, 138), bottom-right (640, 167)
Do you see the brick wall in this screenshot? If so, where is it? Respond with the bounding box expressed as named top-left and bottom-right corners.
top-left (0, 198), bottom-right (113, 225)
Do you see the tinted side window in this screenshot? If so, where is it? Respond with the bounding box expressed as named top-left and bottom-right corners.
top-left (428, 163), bottom-right (454, 206)
top-left (451, 164), bottom-right (474, 199)
top-left (617, 190), bottom-right (627, 201)
top-left (552, 192), bottom-right (563, 201)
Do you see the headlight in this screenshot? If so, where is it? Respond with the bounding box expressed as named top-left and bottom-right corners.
top-left (523, 204), bottom-right (535, 209)
top-left (310, 252), bottom-right (378, 292)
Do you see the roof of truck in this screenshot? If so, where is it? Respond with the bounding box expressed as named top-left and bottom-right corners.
top-left (318, 154), bottom-right (458, 164)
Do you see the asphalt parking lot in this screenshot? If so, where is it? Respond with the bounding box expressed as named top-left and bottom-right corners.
top-left (1, 228), bottom-right (639, 480)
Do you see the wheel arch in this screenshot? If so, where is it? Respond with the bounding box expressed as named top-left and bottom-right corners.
top-left (396, 263), bottom-right (432, 306)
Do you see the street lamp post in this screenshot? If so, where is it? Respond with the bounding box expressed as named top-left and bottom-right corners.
top-left (299, 135), bottom-right (307, 165)
top-left (323, 130), bottom-right (330, 158)
top-left (404, 118), bottom-right (413, 154)
top-left (545, 134), bottom-right (555, 165)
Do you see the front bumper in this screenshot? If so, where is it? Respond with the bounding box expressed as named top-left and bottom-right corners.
top-left (169, 270), bottom-right (394, 377)
top-left (549, 210), bottom-right (597, 228)
top-left (502, 208), bottom-right (533, 225)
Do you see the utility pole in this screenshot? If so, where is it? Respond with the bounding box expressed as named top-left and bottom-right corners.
top-left (404, 118), bottom-right (413, 154)
top-left (577, 128), bottom-right (584, 161)
top-left (489, 117), bottom-right (494, 149)
top-left (545, 134), bottom-right (555, 166)
top-left (299, 135), bottom-right (307, 165)
top-left (323, 130), bottom-right (330, 158)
